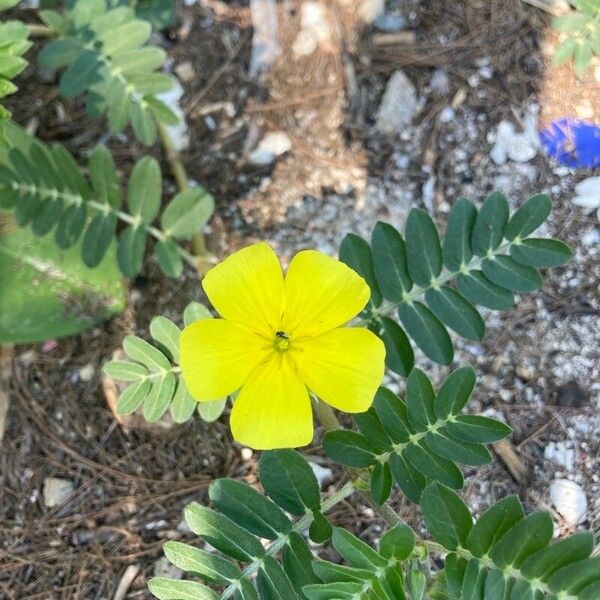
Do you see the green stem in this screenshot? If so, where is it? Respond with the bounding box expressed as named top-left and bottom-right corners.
top-left (27, 24), bottom-right (55, 37)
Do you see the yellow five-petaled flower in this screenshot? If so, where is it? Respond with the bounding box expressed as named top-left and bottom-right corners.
top-left (180, 243), bottom-right (386, 449)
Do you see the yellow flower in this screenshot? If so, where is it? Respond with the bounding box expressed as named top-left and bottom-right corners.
top-left (180, 243), bottom-right (386, 450)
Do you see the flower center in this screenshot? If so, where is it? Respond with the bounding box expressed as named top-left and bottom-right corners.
top-left (274, 330), bottom-right (291, 351)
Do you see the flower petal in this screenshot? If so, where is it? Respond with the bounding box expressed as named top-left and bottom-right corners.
top-left (230, 354), bottom-right (313, 449)
top-left (180, 319), bottom-right (270, 401)
top-left (203, 243), bottom-right (285, 336)
top-left (283, 250), bottom-right (370, 337)
top-left (294, 327), bottom-right (385, 413)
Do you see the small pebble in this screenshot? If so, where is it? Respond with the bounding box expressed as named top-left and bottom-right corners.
top-left (43, 477), bottom-right (74, 508)
top-left (549, 479), bottom-right (588, 526)
top-left (78, 364), bottom-right (95, 382)
top-left (241, 447), bottom-right (253, 461)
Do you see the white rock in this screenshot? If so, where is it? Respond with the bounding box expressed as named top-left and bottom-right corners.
top-left (544, 441), bottom-right (577, 471)
top-left (430, 69), bottom-right (450, 95)
top-left (249, 0), bottom-right (280, 76)
top-left (241, 447), bottom-right (253, 461)
top-left (375, 70), bottom-right (419, 134)
top-left (78, 363), bottom-right (95, 382)
top-left (309, 462), bottom-right (333, 488)
top-left (43, 477), bottom-right (74, 508)
top-left (489, 113), bottom-right (539, 165)
top-left (572, 176), bottom-right (600, 218)
top-left (248, 131), bottom-right (292, 165)
top-left (549, 479), bottom-right (588, 526)
top-left (156, 82), bottom-right (189, 152)
top-left (439, 106), bottom-right (455, 123)
top-left (292, 2), bottom-right (331, 57)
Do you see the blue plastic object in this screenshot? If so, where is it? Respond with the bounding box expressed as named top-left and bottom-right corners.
top-left (540, 118), bottom-right (600, 169)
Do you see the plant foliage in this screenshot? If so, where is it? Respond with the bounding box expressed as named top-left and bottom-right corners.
top-left (553, 0), bottom-right (600, 74)
top-left (38, 0), bottom-right (178, 144)
top-left (323, 366), bottom-right (511, 505)
top-left (148, 450), bottom-right (598, 600)
top-left (0, 10), bottom-right (31, 140)
top-left (340, 193), bottom-right (571, 372)
top-left (103, 301), bottom-right (227, 423)
top-left (0, 123), bottom-right (214, 278)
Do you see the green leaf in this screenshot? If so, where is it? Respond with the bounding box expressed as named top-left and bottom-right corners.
top-left (456, 270), bottom-right (514, 310)
top-left (339, 232), bottom-right (382, 308)
top-left (548, 557), bottom-right (600, 595)
top-left (0, 217), bottom-right (125, 343)
top-left (388, 452), bottom-right (427, 503)
top-left (155, 238), bottom-right (184, 278)
top-left (197, 399), bottom-right (226, 423)
top-left (184, 501), bottom-right (265, 562)
top-left (398, 301), bottom-right (453, 364)
top-left (323, 430), bottom-right (379, 468)
top-left (553, 12), bottom-right (592, 31)
top-left (505, 194), bottom-right (551, 241)
top-left (520, 531), bottom-right (594, 581)
top-left (100, 20), bottom-right (152, 55)
top-left (482, 255), bottom-right (542, 292)
top-left (117, 224), bottom-right (147, 277)
top-left (354, 407), bottom-right (393, 453)
top-left (117, 378), bottom-right (151, 414)
top-left (445, 415), bottom-right (511, 444)
top-left (106, 78), bottom-right (130, 132)
top-left (332, 528), bottom-right (387, 569)
top-left (404, 442), bottom-right (464, 489)
top-left (283, 532), bottom-right (320, 591)
top-left (149, 315), bottom-right (180, 362)
top-left (371, 221), bottom-right (413, 300)
top-left (103, 360), bottom-right (148, 381)
top-left (405, 209), bottom-right (442, 287)
top-left (59, 49), bottom-right (100, 98)
top-left (122, 335), bottom-right (171, 371)
top-left (370, 461), bottom-right (393, 505)
top-left (373, 387), bottom-right (412, 444)
top-left (131, 100), bottom-right (157, 145)
top-left (143, 371), bottom-right (176, 422)
top-left (425, 285), bottom-right (485, 340)
top-left (161, 188), bottom-right (214, 239)
top-left (510, 238), bottom-right (572, 268)
top-left (257, 556), bottom-right (298, 600)
top-left (471, 192), bottom-right (509, 255)
top-left (148, 577), bottom-right (219, 600)
top-left (81, 214), bottom-right (117, 268)
top-left (488, 511), bottom-right (554, 568)
top-left (127, 156), bottom-right (161, 224)
top-left (209, 479), bottom-right (291, 540)
top-left (426, 430), bottom-right (491, 466)
top-left (163, 540), bottom-right (243, 584)
top-left (442, 198), bottom-right (477, 271)
top-left (379, 523), bottom-right (415, 560)
top-left (259, 450), bottom-right (321, 515)
top-left (112, 47), bottom-right (167, 74)
top-left (421, 483), bottom-right (472, 551)
top-left (183, 301), bottom-right (212, 325)
top-left (37, 38), bottom-right (82, 69)
top-left (309, 510), bottom-right (333, 544)
top-left (434, 365), bottom-right (476, 420)
top-left (170, 381), bottom-right (197, 423)
top-left (145, 96), bottom-right (180, 125)
top-left (375, 316), bottom-right (414, 377)
top-left (89, 144), bottom-right (121, 208)
top-left (406, 367), bottom-right (436, 431)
